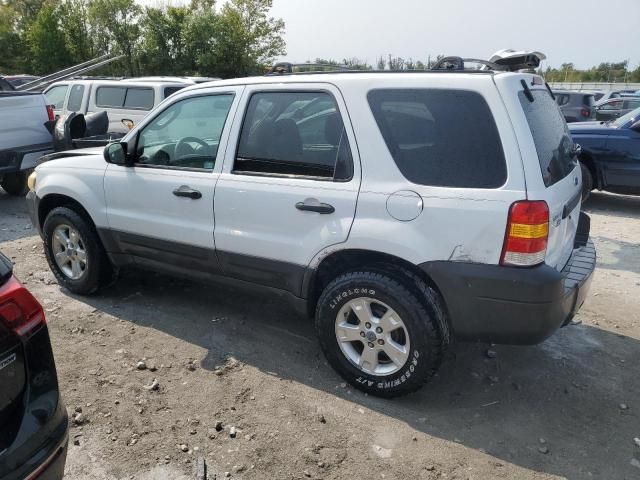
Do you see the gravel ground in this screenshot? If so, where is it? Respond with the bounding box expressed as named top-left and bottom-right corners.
top-left (1, 189), bottom-right (639, 480)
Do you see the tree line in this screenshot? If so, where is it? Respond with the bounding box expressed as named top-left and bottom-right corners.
top-left (1, 0), bottom-right (639, 83)
top-left (0, 0), bottom-right (286, 79)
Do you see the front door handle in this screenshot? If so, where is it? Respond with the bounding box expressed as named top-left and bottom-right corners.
top-left (173, 185), bottom-right (202, 199)
top-left (295, 199), bottom-right (335, 214)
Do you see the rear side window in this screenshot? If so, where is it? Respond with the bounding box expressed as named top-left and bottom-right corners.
top-left (367, 89), bottom-right (507, 188)
top-left (66, 84), bottom-right (85, 111)
top-left (96, 87), bottom-right (154, 110)
top-left (96, 87), bottom-right (126, 108)
top-left (518, 89), bottom-right (576, 187)
top-left (235, 91), bottom-right (353, 181)
top-left (555, 94), bottom-right (569, 106)
top-left (124, 88), bottom-right (154, 110)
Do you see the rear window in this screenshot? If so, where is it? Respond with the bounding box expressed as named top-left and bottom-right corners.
top-left (518, 89), bottom-right (576, 187)
top-left (582, 95), bottom-right (594, 107)
top-left (367, 89), bottom-right (507, 188)
top-left (96, 86), bottom-right (154, 110)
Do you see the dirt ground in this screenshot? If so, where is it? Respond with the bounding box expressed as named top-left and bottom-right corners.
top-left (1, 190), bottom-right (639, 480)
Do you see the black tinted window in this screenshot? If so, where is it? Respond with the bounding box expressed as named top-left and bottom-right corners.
top-left (367, 89), bottom-right (506, 188)
top-left (67, 84), bottom-right (85, 111)
top-left (235, 91), bottom-right (353, 180)
top-left (124, 88), bottom-right (154, 110)
top-left (96, 87), bottom-right (126, 108)
top-left (518, 89), bottom-right (576, 187)
top-left (164, 86), bottom-right (185, 98)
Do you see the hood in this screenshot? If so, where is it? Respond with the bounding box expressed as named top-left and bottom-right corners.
top-left (39, 146), bottom-right (104, 164)
top-left (568, 121), bottom-right (616, 135)
top-left (36, 148), bottom-right (106, 171)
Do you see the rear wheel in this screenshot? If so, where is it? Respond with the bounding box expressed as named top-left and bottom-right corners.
top-left (315, 270), bottom-right (447, 398)
top-left (579, 161), bottom-right (593, 203)
top-left (43, 207), bottom-right (112, 294)
top-left (0, 171), bottom-right (30, 196)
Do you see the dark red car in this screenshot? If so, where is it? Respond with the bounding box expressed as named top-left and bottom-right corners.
top-left (0, 251), bottom-right (67, 479)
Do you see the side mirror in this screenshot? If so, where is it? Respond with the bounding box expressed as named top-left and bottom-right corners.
top-left (104, 142), bottom-right (130, 166)
top-left (631, 121), bottom-right (640, 132)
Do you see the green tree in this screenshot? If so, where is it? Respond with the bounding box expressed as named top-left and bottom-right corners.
top-left (26, 1), bottom-right (72, 74)
top-left (140, 5), bottom-right (193, 75)
top-left (59, 0), bottom-right (94, 63)
top-left (88, 0), bottom-right (141, 75)
top-left (0, 3), bottom-right (26, 72)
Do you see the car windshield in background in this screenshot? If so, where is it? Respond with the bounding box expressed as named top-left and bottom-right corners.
top-left (612, 106), bottom-right (640, 127)
top-left (518, 89), bottom-right (576, 187)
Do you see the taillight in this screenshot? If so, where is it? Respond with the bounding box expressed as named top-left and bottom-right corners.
top-left (500, 200), bottom-right (549, 267)
top-left (46, 104), bottom-right (55, 122)
top-left (0, 276), bottom-right (46, 337)
top-left (580, 108), bottom-right (591, 117)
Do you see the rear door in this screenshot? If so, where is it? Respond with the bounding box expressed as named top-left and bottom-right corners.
top-left (495, 75), bottom-right (582, 270)
top-left (213, 83), bottom-right (360, 295)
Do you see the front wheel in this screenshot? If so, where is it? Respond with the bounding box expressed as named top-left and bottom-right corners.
top-left (315, 271), bottom-right (447, 398)
top-left (43, 207), bottom-right (112, 294)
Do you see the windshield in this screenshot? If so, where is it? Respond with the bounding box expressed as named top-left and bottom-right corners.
top-left (612, 106), bottom-right (640, 127)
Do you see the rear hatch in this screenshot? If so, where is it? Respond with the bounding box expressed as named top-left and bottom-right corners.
top-left (495, 74), bottom-right (582, 270)
top-left (0, 252), bottom-right (26, 453)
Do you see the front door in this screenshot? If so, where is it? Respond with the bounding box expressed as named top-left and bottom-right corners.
top-left (103, 88), bottom-right (242, 274)
top-left (214, 84), bottom-right (361, 295)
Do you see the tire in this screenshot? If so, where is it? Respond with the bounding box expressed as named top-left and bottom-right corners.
top-left (43, 206), bottom-right (112, 295)
top-left (580, 162), bottom-right (593, 203)
top-left (315, 270), bottom-right (448, 398)
top-left (0, 171), bottom-right (30, 196)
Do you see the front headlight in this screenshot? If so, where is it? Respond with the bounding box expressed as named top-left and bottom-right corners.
top-left (27, 171), bottom-right (37, 191)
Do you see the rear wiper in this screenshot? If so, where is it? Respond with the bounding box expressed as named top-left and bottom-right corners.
top-left (520, 80), bottom-right (534, 102)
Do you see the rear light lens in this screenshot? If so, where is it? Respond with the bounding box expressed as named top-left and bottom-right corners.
top-left (580, 108), bottom-right (591, 117)
top-left (0, 276), bottom-right (46, 337)
top-left (500, 200), bottom-right (549, 267)
top-left (46, 104), bottom-right (55, 122)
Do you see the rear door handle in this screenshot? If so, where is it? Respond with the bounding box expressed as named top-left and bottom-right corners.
top-left (295, 199), bottom-right (335, 214)
top-left (173, 185), bottom-right (202, 199)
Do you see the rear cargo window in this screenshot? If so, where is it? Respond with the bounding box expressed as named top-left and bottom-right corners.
top-left (367, 89), bottom-right (507, 188)
top-left (518, 90), bottom-right (576, 187)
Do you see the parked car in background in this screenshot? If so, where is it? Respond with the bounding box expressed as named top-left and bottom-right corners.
top-left (27, 65), bottom-right (595, 397)
top-left (553, 90), bottom-right (595, 122)
top-left (594, 97), bottom-right (640, 121)
top-left (2, 75), bottom-right (40, 89)
top-left (0, 91), bottom-right (53, 195)
top-left (43, 79), bottom-right (193, 132)
top-left (594, 90), bottom-right (622, 104)
top-left (0, 78), bottom-right (14, 92)
top-left (572, 107), bottom-right (640, 199)
top-left (0, 251), bottom-right (68, 479)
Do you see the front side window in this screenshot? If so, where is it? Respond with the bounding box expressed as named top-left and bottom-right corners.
top-left (45, 85), bottom-right (68, 109)
top-left (67, 84), bottom-right (85, 112)
top-left (235, 91), bottom-right (353, 180)
top-left (135, 94), bottom-right (234, 170)
top-left (368, 89), bottom-right (507, 188)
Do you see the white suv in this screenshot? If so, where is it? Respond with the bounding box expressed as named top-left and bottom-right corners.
top-left (26, 61), bottom-right (596, 397)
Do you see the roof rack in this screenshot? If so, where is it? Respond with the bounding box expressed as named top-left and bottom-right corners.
top-left (268, 62), bottom-right (352, 75)
top-left (431, 57), bottom-right (504, 71)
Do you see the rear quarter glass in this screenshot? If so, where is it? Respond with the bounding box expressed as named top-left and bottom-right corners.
top-left (367, 88), bottom-right (507, 189)
top-left (518, 90), bottom-right (576, 187)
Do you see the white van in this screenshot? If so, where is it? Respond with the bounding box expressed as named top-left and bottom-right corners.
top-left (43, 79), bottom-right (192, 133)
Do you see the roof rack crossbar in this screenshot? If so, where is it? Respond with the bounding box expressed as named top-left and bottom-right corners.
top-left (268, 62), bottom-right (353, 75)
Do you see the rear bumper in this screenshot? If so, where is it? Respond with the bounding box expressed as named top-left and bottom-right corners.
top-left (421, 214), bottom-right (596, 345)
top-left (0, 143), bottom-right (53, 176)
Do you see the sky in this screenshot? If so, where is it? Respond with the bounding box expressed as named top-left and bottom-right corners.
top-left (267, 0), bottom-right (640, 69)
